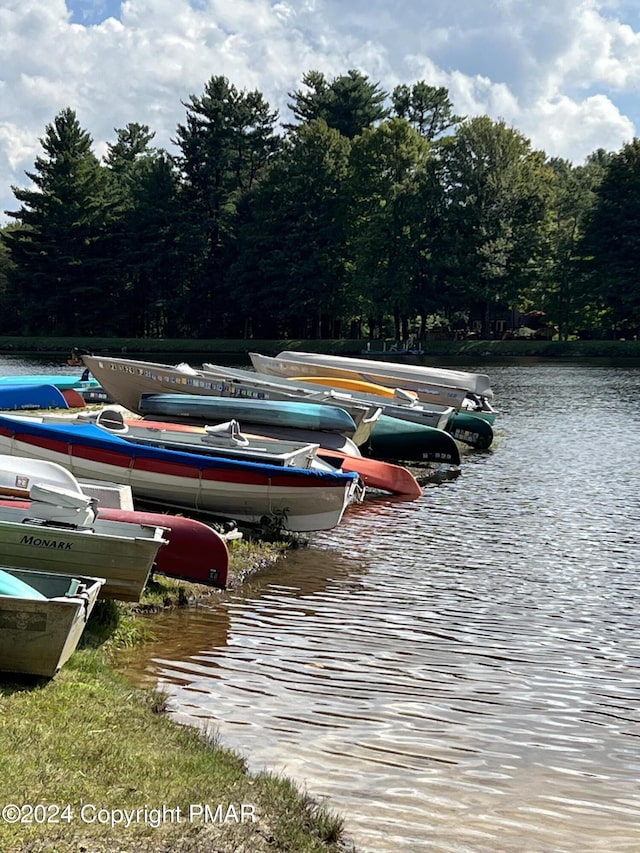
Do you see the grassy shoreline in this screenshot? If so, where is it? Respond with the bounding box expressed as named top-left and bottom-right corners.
top-left (1, 335), bottom-right (640, 360)
top-left (0, 539), bottom-right (356, 853)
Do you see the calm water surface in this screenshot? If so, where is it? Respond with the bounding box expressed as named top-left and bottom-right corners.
top-left (6, 357), bottom-right (640, 852)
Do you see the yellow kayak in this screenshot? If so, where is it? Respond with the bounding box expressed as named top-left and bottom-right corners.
top-left (288, 375), bottom-right (418, 401)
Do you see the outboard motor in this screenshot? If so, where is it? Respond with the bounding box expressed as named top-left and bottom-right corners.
top-left (28, 482), bottom-right (98, 528)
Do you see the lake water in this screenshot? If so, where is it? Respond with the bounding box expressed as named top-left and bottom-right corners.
top-left (4, 355), bottom-right (640, 852)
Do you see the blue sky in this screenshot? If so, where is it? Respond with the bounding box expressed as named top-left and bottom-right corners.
top-left (68, 0), bottom-right (122, 25)
top-left (2, 0), bottom-right (640, 221)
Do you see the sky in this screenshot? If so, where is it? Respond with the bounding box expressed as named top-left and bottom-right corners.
top-left (2, 0), bottom-right (640, 222)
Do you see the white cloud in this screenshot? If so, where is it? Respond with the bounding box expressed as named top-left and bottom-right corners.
top-left (528, 93), bottom-right (636, 161)
top-left (0, 0), bottom-right (639, 221)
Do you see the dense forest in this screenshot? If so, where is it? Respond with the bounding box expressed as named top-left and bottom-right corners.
top-left (0, 70), bottom-right (639, 342)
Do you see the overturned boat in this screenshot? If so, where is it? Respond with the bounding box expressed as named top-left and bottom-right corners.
top-left (249, 350), bottom-right (496, 419)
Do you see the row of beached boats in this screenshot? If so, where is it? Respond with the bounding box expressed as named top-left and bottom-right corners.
top-left (0, 350), bottom-right (497, 678)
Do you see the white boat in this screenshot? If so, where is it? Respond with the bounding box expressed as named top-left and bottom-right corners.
top-left (95, 410), bottom-right (336, 470)
top-left (0, 452), bottom-right (133, 509)
top-left (0, 497), bottom-right (167, 602)
top-left (196, 362), bottom-right (493, 449)
top-left (0, 454), bottom-right (230, 589)
top-left (80, 355), bottom-right (382, 447)
top-left (249, 351), bottom-right (496, 414)
top-left (92, 410), bottom-right (423, 499)
top-left (0, 567), bottom-right (104, 678)
top-left (0, 414), bottom-right (362, 534)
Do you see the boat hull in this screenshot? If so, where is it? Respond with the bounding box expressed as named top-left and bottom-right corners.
top-left (81, 355), bottom-right (381, 447)
top-left (0, 374), bottom-right (101, 391)
top-left (317, 449), bottom-right (422, 499)
top-left (250, 351), bottom-right (471, 409)
top-left (0, 384), bottom-right (70, 411)
top-left (0, 568), bottom-right (104, 677)
top-left (0, 453), bottom-right (228, 587)
top-left (254, 350), bottom-right (493, 398)
top-left (138, 393), bottom-right (356, 434)
top-left (364, 415), bottom-right (461, 465)
top-left (97, 509), bottom-right (229, 588)
top-left (100, 416), bottom-right (422, 501)
top-left (0, 498), bottom-right (229, 590)
top-left (446, 412), bottom-right (494, 450)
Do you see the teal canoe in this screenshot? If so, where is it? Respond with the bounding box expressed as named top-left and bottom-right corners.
top-left (363, 415), bottom-right (461, 465)
top-left (139, 393), bottom-right (357, 434)
top-left (0, 568), bottom-right (46, 600)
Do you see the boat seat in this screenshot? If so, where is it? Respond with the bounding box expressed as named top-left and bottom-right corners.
top-left (95, 409), bottom-right (129, 433)
top-left (203, 420), bottom-right (250, 447)
top-left (175, 362), bottom-right (199, 375)
top-left (28, 483), bottom-right (98, 527)
top-left (30, 482), bottom-right (94, 509)
top-left (393, 387), bottom-right (418, 403)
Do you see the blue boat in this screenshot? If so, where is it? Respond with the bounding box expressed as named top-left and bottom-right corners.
top-left (0, 384), bottom-right (70, 411)
top-left (138, 393), bottom-right (358, 435)
top-left (0, 373), bottom-right (101, 391)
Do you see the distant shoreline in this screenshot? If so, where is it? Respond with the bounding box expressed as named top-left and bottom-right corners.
top-left (1, 336), bottom-right (639, 361)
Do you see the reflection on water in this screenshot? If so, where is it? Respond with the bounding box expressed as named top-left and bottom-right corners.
top-left (7, 356), bottom-right (640, 851)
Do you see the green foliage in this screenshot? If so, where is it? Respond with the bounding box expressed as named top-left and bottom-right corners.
top-left (348, 118), bottom-right (434, 337)
top-left (230, 120), bottom-right (352, 338)
top-left (440, 116), bottom-right (551, 335)
top-left (3, 108), bottom-right (108, 335)
top-left (580, 140), bottom-right (640, 333)
top-left (537, 154), bottom-right (608, 338)
top-left (172, 75), bottom-right (280, 335)
top-left (0, 72), bottom-right (634, 342)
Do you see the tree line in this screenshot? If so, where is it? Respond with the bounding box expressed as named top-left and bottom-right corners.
top-left (0, 70), bottom-right (638, 341)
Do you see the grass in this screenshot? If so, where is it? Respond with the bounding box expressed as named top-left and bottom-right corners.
top-left (0, 654), bottom-right (348, 852)
top-left (0, 536), bottom-right (353, 853)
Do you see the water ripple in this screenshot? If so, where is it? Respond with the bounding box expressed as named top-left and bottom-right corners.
top-left (122, 363), bottom-right (640, 852)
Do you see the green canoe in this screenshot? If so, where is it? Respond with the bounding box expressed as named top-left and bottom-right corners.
top-left (362, 415), bottom-right (461, 465)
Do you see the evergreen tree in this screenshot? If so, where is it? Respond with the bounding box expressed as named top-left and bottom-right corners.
top-left (3, 108), bottom-right (108, 334)
top-left (230, 120), bottom-right (352, 338)
top-left (540, 155), bottom-right (608, 339)
top-left (173, 76), bottom-right (280, 335)
top-left (0, 225), bottom-right (18, 333)
top-left (391, 82), bottom-right (464, 140)
top-left (348, 118), bottom-right (433, 339)
top-left (441, 117), bottom-right (550, 337)
top-left (288, 69), bottom-right (389, 139)
top-left (104, 124), bottom-right (186, 336)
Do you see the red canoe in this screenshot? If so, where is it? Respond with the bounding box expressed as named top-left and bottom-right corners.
top-left (316, 448), bottom-right (422, 500)
top-left (100, 508), bottom-right (229, 589)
